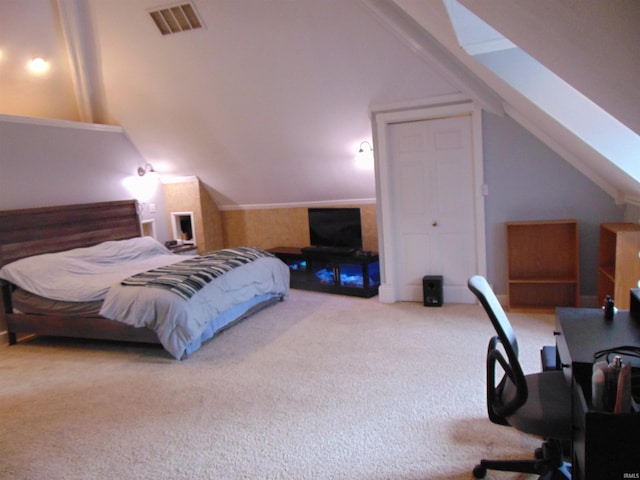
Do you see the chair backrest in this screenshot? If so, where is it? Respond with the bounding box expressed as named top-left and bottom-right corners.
top-left (468, 275), bottom-right (528, 422)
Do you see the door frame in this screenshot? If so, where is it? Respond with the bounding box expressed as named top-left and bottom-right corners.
top-left (372, 99), bottom-right (487, 303)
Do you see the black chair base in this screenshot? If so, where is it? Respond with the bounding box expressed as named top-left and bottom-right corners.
top-left (473, 461), bottom-right (571, 480)
top-left (473, 439), bottom-right (571, 479)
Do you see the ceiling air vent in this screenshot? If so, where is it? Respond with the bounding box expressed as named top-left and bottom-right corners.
top-left (149, 3), bottom-right (203, 35)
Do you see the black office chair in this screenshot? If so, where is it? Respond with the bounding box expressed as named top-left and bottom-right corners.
top-left (468, 275), bottom-right (572, 480)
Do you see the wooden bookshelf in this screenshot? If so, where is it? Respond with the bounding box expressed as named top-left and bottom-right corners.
top-left (597, 223), bottom-right (640, 310)
top-left (506, 220), bottom-right (579, 312)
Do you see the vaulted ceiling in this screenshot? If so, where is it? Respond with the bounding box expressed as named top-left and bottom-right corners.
top-left (1, 0), bottom-right (639, 207)
top-left (391, 0), bottom-right (640, 204)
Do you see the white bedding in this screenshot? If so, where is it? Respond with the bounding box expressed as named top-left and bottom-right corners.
top-left (0, 237), bottom-right (184, 302)
top-left (0, 238), bottom-right (290, 359)
top-left (100, 255), bottom-right (289, 359)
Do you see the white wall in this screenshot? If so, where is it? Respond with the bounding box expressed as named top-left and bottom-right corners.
top-left (0, 115), bottom-right (169, 241)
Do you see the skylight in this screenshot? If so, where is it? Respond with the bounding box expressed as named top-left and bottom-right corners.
top-left (444, 0), bottom-right (640, 183)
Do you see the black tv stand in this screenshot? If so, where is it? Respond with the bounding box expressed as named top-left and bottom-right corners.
top-left (268, 247), bottom-right (380, 298)
top-left (301, 245), bottom-right (355, 256)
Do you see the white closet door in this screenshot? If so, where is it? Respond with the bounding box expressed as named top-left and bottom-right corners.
top-left (387, 114), bottom-right (476, 303)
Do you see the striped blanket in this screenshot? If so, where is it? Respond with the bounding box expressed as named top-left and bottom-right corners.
top-left (121, 247), bottom-right (274, 300)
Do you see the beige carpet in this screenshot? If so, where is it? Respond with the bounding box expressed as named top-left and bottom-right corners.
top-left (0, 289), bottom-right (557, 480)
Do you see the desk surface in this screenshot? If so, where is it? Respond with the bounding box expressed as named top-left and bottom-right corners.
top-left (556, 307), bottom-right (640, 367)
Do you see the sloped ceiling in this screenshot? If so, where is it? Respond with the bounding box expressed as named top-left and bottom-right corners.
top-left (385, 0), bottom-right (640, 204)
top-left (457, 0), bottom-right (640, 137)
top-left (1, 0), bottom-right (639, 207)
top-left (91, 0), bottom-right (462, 207)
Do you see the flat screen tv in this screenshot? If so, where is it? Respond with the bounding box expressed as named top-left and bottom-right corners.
top-left (308, 208), bottom-right (362, 250)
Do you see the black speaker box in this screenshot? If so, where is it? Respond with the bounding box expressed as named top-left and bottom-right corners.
top-left (423, 275), bottom-right (443, 307)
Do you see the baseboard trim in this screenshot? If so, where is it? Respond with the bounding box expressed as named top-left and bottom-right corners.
top-left (378, 284), bottom-right (396, 304)
top-left (220, 198), bottom-right (377, 211)
top-left (496, 294), bottom-right (507, 307)
top-left (498, 295), bottom-right (598, 310)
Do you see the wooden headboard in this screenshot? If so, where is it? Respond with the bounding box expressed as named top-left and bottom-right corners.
top-left (0, 200), bottom-right (141, 268)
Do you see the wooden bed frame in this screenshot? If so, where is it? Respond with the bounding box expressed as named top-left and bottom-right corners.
top-left (0, 200), bottom-right (284, 353)
top-left (0, 200), bottom-right (163, 345)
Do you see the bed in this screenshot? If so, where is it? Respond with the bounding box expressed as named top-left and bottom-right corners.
top-left (0, 200), bottom-right (290, 359)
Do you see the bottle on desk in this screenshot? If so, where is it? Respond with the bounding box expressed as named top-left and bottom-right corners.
top-left (604, 294), bottom-right (615, 319)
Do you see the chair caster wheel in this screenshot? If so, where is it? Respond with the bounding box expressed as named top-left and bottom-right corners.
top-left (473, 465), bottom-right (487, 478)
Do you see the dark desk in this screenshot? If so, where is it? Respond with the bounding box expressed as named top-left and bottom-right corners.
top-left (556, 308), bottom-right (640, 480)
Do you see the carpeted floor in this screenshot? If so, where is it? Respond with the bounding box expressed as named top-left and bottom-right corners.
top-left (0, 290), bottom-right (557, 480)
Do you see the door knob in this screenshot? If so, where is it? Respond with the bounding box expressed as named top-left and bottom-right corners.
top-left (432, 221), bottom-right (438, 227)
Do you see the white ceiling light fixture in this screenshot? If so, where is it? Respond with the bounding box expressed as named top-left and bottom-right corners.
top-left (27, 57), bottom-right (49, 74)
top-left (149, 3), bottom-right (204, 36)
top-left (355, 141), bottom-right (374, 170)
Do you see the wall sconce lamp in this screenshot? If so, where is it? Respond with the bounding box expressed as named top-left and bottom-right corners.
top-left (124, 163), bottom-right (159, 210)
top-left (355, 141), bottom-right (374, 170)
top-left (137, 163), bottom-right (156, 176)
top-left (27, 57), bottom-right (49, 75)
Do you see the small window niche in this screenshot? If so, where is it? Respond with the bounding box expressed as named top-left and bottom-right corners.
top-left (171, 211), bottom-right (196, 245)
top-left (141, 219), bottom-right (156, 239)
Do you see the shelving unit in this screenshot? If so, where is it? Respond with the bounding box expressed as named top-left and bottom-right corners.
top-left (506, 219), bottom-right (579, 312)
top-left (597, 223), bottom-right (640, 310)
